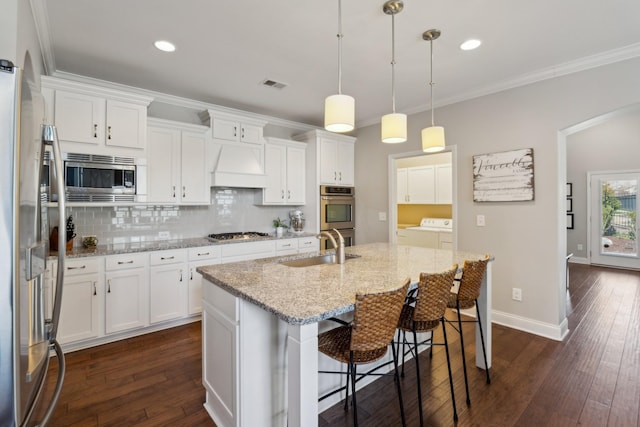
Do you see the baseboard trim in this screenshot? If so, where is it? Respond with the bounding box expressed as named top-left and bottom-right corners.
top-left (492, 310), bottom-right (568, 341)
top-left (569, 256), bottom-right (589, 264)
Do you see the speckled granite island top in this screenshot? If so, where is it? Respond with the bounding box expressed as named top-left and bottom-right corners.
top-left (197, 242), bottom-right (490, 325)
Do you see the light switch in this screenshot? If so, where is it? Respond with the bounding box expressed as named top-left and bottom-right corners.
top-left (476, 215), bottom-right (485, 227)
top-left (378, 212), bottom-right (387, 221)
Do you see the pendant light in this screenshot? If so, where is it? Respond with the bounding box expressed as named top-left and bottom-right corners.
top-left (422, 29), bottom-right (445, 153)
top-left (325, 0), bottom-right (355, 133)
top-left (381, 0), bottom-right (406, 143)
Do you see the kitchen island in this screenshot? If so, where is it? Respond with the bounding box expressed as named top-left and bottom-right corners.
top-left (197, 242), bottom-right (492, 427)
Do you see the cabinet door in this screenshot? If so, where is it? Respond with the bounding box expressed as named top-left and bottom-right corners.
top-left (181, 131), bottom-right (210, 203)
top-left (397, 168), bottom-right (409, 204)
top-left (105, 268), bottom-right (148, 334)
top-left (212, 118), bottom-right (239, 141)
top-left (147, 126), bottom-right (180, 203)
top-left (436, 164), bottom-right (452, 204)
top-left (286, 145), bottom-right (306, 204)
top-left (149, 263), bottom-right (187, 324)
top-left (54, 90), bottom-right (105, 144)
top-left (319, 138), bottom-right (338, 184)
top-left (105, 100), bottom-right (146, 150)
top-left (337, 141), bottom-right (355, 185)
top-left (239, 123), bottom-right (263, 144)
top-left (263, 143), bottom-right (287, 203)
top-left (408, 166), bottom-right (435, 204)
top-left (58, 274), bottom-right (101, 344)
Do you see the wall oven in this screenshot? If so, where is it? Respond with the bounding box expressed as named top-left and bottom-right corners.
top-left (319, 227), bottom-right (355, 250)
top-left (53, 152), bottom-right (138, 202)
top-left (320, 185), bottom-right (355, 248)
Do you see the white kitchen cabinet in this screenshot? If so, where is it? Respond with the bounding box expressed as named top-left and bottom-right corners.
top-left (147, 119), bottom-right (211, 204)
top-left (187, 246), bottom-right (221, 315)
top-left (149, 249), bottom-right (188, 324)
top-left (221, 240), bottom-right (277, 263)
top-left (439, 232), bottom-right (453, 250)
top-left (297, 236), bottom-right (320, 253)
top-left (397, 164), bottom-right (451, 204)
top-left (56, 257), bottom-right (103, 345)
top-left (275, 238), bottom-right (299, 256)
top-left (319, 137), bottom-right (355, 186)
top-left (435, 164), bottom-right (453, 204)
top-left (105, 253), bottom-right (148, 334)
top-left (41, 77), bottom-right (151, 154)
top-left (259, 138), bottom-right (306, 205)
top-left (397, 228), bottom-right (439, 248)
top-left (210, 113), bottom-right (267, 144)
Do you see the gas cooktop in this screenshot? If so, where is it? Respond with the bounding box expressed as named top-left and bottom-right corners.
top-left (207, 231), bottom-right (270, 242)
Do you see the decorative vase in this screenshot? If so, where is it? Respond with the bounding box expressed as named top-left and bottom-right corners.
top-left (276, 226), bottom-right (284, 237)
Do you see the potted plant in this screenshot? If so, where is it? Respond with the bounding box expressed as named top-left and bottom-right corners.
top-left (273, 217), bottom-right (288, 237)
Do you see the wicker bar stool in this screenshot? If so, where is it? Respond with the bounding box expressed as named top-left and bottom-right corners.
top-left (397, 265), bottom-right (459, 425)
top-left (446, 255), bottom-right (491, 405)
top-left (318, 278), bottom-right (411, 427)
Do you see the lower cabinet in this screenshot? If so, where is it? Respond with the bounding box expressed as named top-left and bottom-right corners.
top-left (187, 246), bottom-right (221, 315)
top-left (105, 253), bottom-right (148, 334)
top-left (57, 257), bottom-right (102, 345)
top-left (149, 249), bottom-right (188, 324)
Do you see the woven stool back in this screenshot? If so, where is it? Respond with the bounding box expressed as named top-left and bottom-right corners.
top-left (350, 278), bottom-right (411, 353)
top-left (457, 255), bottom-right (491, 302)
top-left (414, 265), bottom-right (459, 322)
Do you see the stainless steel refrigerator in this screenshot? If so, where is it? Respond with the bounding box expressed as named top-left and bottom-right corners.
top-left (1, 59), bottom-right (67, 426)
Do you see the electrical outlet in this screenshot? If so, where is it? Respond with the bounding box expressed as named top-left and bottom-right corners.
top-left (158, 231), bottom-right (170, 239)
top-left (577, 244), bottom-right (583, 251)
top-left (476, 215), bottom-right (485, 227)
top-left (378, 212), bottom-right (387, 221)
top-left (512, 287), bottom-right (522, 301)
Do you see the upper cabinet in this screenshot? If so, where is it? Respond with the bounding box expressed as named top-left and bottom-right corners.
top-left (41, 77), bottom-right (152, 156)
top-left (257, 138), bottom-right (306, 205)
top-left (319, 137), bottom-right (355, 186)
top-left (146, 119), bottom-right (211, 205)
top-left (209, 110), bottom-right (267, 144)
top-left (397, 163), bottom-right (452, 205)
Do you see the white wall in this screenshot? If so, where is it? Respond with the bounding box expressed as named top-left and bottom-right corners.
top-left (0, 0), bottom-right (18, 61)
top-left (567, 107), bottom-right (640, 259)
top-left (354, 58), bottom-right (640, 339)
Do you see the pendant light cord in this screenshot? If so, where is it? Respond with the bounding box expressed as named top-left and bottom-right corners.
top-left (429, 37), bottom-right (435, 127)
top-left (337, 0), bottom-right (344, 95)
top-left (391, 13), bottom-right (397, 113)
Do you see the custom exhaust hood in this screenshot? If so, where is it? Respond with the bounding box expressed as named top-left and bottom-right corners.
top-left (210, 143), bottom-right (267, 188)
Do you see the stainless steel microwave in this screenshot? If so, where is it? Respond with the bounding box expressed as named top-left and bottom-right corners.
top-left (53, 152), bottom-right (138, 202)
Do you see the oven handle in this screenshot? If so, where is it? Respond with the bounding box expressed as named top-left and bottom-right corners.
top-left (321, 196), bottom-right (355, 202)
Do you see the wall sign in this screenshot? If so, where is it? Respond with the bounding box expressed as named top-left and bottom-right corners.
top-left (473, 148), bottom-right (534, 202)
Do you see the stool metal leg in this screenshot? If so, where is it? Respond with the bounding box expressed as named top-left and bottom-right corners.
top-left (456, 301), bottom-right (471, 405)
top-left (391, 339), bottom-right (407, 427)
top-left (441, 318), bottom-right (458, 422)
top-left (412, 326), bottom-right (424, 426)
top-left (349, 353), bottom-right (358, 427)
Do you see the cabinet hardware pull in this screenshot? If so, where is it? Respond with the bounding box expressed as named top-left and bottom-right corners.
top-left (117, 260), bottom-right (134, 265)
top-left (179, 270), bottom-right (183, 282)
top-left (241, 127), bottom-right (245, 139)
top-left (93, 124), bottom-right (98, 138)
top-left (283, 244), bottom-right (291, 247)
top-left (67, 265), bottom-right (86, 270)
top-left (183, 186), bottom-right (186, 198)
top-left (287, 190), bottom-right (291, 199)
top-left (107, 279), bottom-right (111, 293)
top-left (339, 172), bottom-right (342, 181)
top-left (197, 252), bottom-right (210, 256)
top-left (190, 269), bottom-right (193, 280)
top-left (281, 190), bottom-right (285, 199)
top-left (161, 256), bottom-right (175, 260)
top-left (107, 125), bottom-right (112, 140)
top-left (233, 126), bottom-right (237, 137)
top-left (172, 186), bottom-right (176, 198)
top-left (93, 282), bottom-right (97, 296)
top-left (334, 171), bottom-right (337, 180)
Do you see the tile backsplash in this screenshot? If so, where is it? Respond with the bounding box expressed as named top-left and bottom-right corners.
top-left (49, 188), bottom-right (302, 246)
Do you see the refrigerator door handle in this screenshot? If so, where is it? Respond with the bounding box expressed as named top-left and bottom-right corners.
top-left (43, 124), bottom-right (66, 341)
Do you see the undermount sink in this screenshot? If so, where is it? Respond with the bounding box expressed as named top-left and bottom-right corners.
top-left (280, 253), bottom-right (360, 268)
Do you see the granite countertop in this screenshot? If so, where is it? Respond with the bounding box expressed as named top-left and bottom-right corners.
top-left (50, 232), bottom-right (317, 259)
top-left (197, 242), bottom-right (491, 325)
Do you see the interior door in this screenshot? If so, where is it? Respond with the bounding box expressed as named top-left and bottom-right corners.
top-left (589, 171), bottom-right (639, 268)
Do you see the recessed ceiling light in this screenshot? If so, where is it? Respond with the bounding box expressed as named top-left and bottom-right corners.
top-left (154, 40), bottom-right (176, 52)
top-left (460, 39), bottom-right (481, 51)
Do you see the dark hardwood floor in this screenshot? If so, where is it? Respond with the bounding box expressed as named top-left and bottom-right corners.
top-left (37, 264), bottom-right (640, 426)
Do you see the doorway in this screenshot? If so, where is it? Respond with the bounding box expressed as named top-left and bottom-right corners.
top-left (588, 171), bottom-right (639, 268)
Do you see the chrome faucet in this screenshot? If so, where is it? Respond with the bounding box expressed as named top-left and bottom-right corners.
top-left (317, 229), bottom-right (346, 264)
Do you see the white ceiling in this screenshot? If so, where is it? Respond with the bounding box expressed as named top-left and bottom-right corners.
top-left (34, 0), bottom-right (640, 129)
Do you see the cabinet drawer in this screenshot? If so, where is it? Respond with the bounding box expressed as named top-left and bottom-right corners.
top-left (105, 253), bottom-right (147, 271)
top-left (221, 241), bottom-right (276, 260)
top-left (188, 246), bottom-right (221, 261)
top-left (276, 239), bottom-right (298, 252)
top-left (297, 237), bottom-right (318, 251)
top-left (149, 249), bottom-right (186, 266)
top-left (64, 257), bottom-right (100, 276)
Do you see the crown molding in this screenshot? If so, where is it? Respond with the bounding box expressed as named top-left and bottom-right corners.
top-left (30, 0), bottom-right (55, 75)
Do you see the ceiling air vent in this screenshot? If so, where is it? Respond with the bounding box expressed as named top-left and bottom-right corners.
top-left (260, 79), bottom-right (287, 89)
